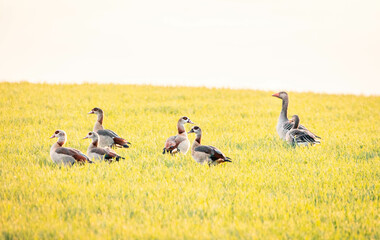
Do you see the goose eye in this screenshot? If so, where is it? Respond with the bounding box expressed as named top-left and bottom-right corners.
top-left (183, 117), bottom-right (188, 120)
top-left (194, 126), bottom-right (199, 130)
top-left (89, 133), bottom-right (92, 135)
top-left (55, 131), bottom-right (59, 134)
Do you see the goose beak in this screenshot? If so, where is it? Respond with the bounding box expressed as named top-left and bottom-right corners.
top-left (188, 120), bottom-right (194, 124)
top-left (83, 136), bottom-right (88, 139)
top-left (49, 135), bottom-right (55, 139)
top-left (272, 92), bottom-right (280, 98)
top-left (88, 111), bottom-right (94, 114)
top-left (187, 130), bottom-right (194, 134)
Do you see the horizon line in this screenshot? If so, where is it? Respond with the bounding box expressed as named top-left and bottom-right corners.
top-left (1, 80), bottom-right (379, 97)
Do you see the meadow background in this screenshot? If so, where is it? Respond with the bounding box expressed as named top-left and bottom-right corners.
top-left (0, 82), bottom-right (379, 239)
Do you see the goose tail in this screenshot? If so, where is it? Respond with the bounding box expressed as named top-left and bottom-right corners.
top-left (115, 155), bottom-right (125, 161)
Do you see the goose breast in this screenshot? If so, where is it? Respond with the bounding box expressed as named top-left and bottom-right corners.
top-left (50, 151), bottom-right (76, 166)
top-left (177, 138), bottom-right (190, 154)
top-left (192, 150), bottom-right (209, 164)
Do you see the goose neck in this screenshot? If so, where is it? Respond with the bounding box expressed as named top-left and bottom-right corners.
top-left (97, 113), bottom-right (104, 125)
top-left (57, 136), bottom-right (66, 147)
top-left (280, 96), bottom-right (289, 120)
top-left (192, 134), bottom-right (201, 153)
top-left (94, 116), bottom-right (104, 131)
top-left (195, 133), bottom-right (201, 144)
top-left (91, 138), bottom-right (99, 147)
top-left (293, 117), bottom-right (300, 129)
top-left (177, 122), bottom-right (186, 135)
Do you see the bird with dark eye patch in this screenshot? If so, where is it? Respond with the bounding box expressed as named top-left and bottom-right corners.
top-left (83, 131), bottom-right (125, 162)
top-left (285, 115), bottom-right (321, 147)
top-left (188, 126), bottom-right (232, 166)
top-left (49, 130), bottom-right (92, 166)
top-left (272, 91), bottom-right (321, 141)
top-left (163, 116), bottom-right (194, 155)
top-left (88, 107), bottom-right (131, 148)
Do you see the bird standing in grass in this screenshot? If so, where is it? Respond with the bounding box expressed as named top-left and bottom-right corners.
top-left (163, 116), bottom-right (194, 155)
top-left (83, 131), bottom-right (125, 162)
top-left (88, 107), bottom-right (131, 148)
top-left (188, 126), bottom-right (232, 166)
top-left (50, 130), bottom-right (92, 166)
top-left (272, 91), bottom-right (321, 141)
top-left (285, 115), bottom-right (321, 146)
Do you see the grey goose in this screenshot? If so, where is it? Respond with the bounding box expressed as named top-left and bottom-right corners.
top-left (285, 115), bottom-right (321, 146)
top-left (272, 91), bottom-right (321, 141)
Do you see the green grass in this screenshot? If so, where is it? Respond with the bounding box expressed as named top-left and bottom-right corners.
top-left (0, 82), bottom-right (379, 239)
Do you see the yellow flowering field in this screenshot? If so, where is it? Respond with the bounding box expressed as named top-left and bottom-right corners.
top-left (0, 82), bottom-right (379, 239)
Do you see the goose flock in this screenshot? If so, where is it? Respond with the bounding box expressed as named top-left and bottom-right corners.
top-left (50, 92), bottom-right (321, 166)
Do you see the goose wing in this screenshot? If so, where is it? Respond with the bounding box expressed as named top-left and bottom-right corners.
top-left (113, 137), bottom-right (131, 147)
top-left (194, 145), bottom-right (226, 161)
top-left (98, 130), bottom-right (131, 147)
top-left (97, 129), bottom-right (119, 138)
top-left (56, 147), bottom-right (91, 163)
top-left (165, 135), bottom-right (187, 150)
top-left (282, 121), bottom-right (321, 139)
top-left (282, 121), bottom-right (306, 131)
top-left (289, 129), bottom-right (320, 145)
top-left (90, 147), bottom-right (118, 159)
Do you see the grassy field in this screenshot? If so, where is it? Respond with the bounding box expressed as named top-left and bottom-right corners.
top-left (0, 82), bottom-right (379, 239)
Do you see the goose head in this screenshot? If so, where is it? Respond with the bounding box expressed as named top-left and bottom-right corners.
top-left (50, 130), bottom-right (66, 139)
top-left (272, 91), bottom-right (288, 100)
top-left (188, 126), bottom-right (201, 135)
top-left (88, 107), bottom-right (103, 115)
top-left (50, 130), bottom-right (67, 145)
top-left (289, 115), bottom-right (300, 129)
top-left (83, 131), bottom-right (99, 140)
top-left (179, 116), bottom-right (194, 125)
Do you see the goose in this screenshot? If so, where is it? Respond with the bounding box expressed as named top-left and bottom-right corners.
top-left (50, 130), bottom-right (92, 166)
top-left (162, 116), bottom-right (194, 155)
top-left (272, 91), bottom-right (321, 140)
top-left (83, 131), bottom-right (125, 162)
top-left (88, 107), bottom-right (131, 148)
top-left (285, 115), bottom-right (321, 146)
top-left (188, 126), bottom-right (232, 166)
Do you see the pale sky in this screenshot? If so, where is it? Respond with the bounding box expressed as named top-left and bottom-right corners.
top-left (0, 0), bottom-right (379, 95)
